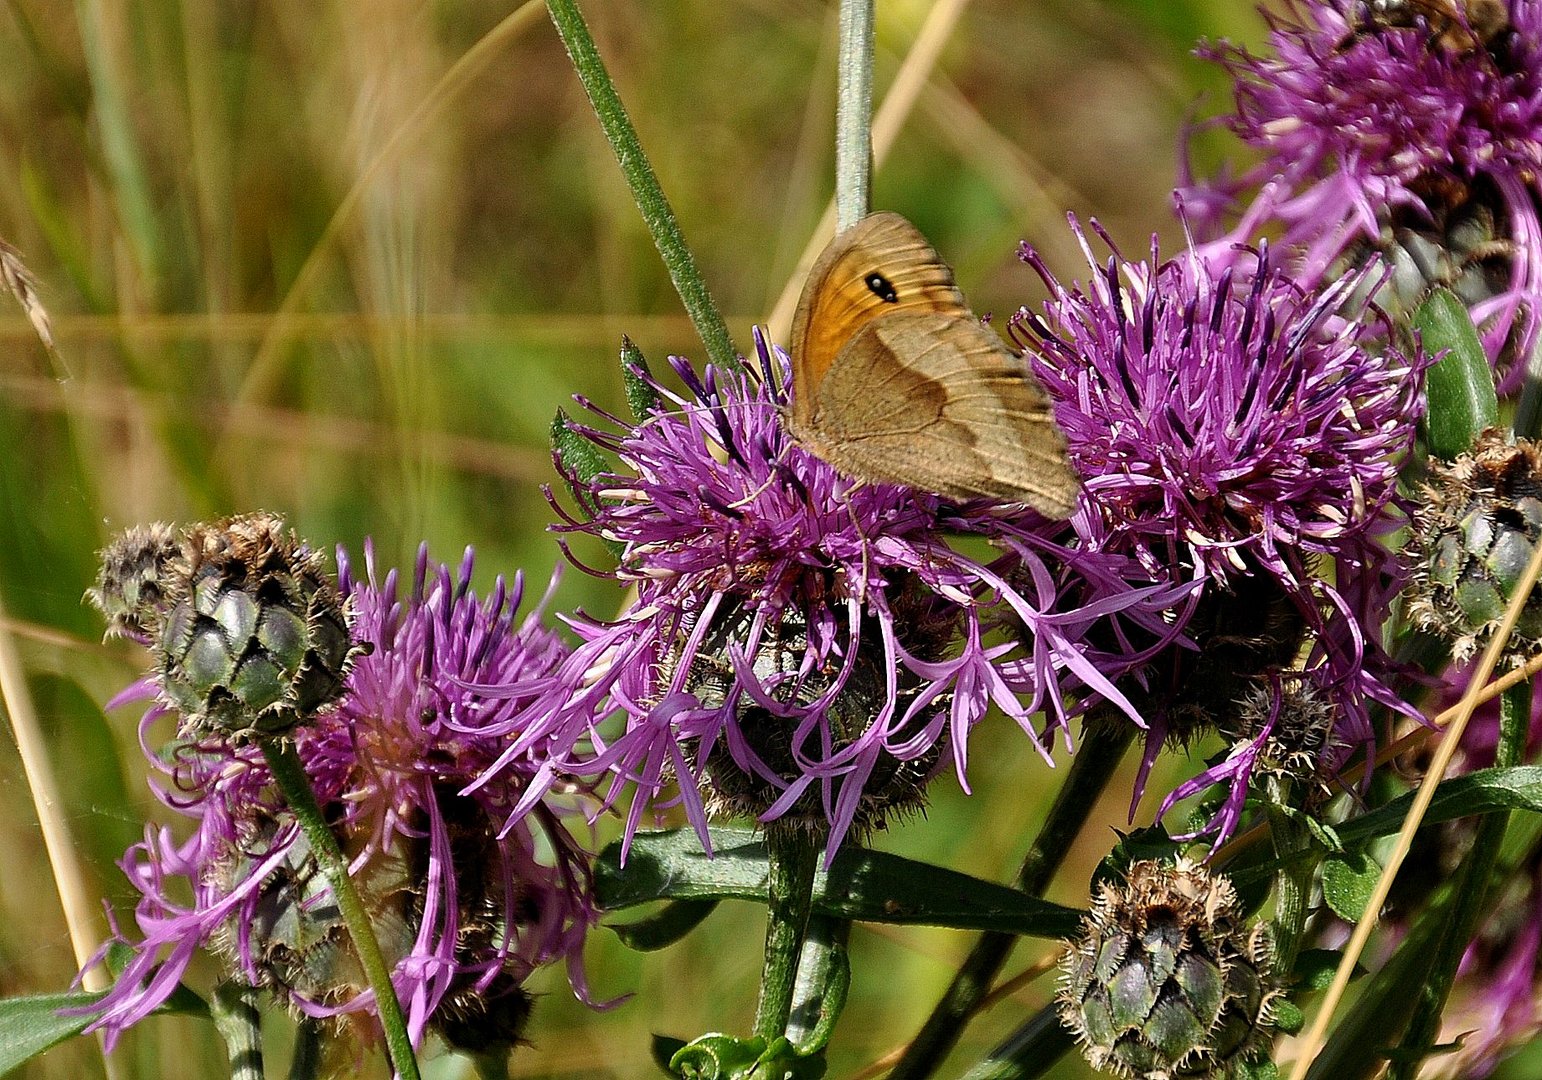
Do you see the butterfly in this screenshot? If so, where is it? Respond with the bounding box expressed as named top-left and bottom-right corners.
top-left (786, 211), bottom-right (1078, 518)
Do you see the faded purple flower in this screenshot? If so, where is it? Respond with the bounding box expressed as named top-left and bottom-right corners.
top-left (1010, 223), bottom-right (1429, 839)
top-left (474, 333), bottom-right (1191, 859)
top-left (83, 545), bottom-right (600, 1055)
top-left (1183, 0), bottom-right (1542, 387)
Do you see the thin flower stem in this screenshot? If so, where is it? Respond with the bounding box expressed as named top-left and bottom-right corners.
top-left (1389, 678), bottom-right (1532, 1079)
top-left (259, 740), bottom-right (421, 1080)
top-left (544, 0), bottom-right (739, 374)
top-left (754, 827), bottom-right (823, 1041)
top-left (210, 981), bottom-right (264, 1080)
top-left (835, 0), bottom-right (874, 230)
top-left (766, 0), bottom-right (974, 341)
top-left (888, 719), bottom-right (1135, 1080)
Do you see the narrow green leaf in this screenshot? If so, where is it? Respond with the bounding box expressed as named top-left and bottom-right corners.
top-left (1230, 767), bottom-right (1542, 891)
top-left (621, 336), bottom-right (662, 422)
top-left (0, 982), bottom-right (208, 1077)
top-left (1335, 765), bottom-right (1542, 849)
top-left (544, 0), bottom-right (739, 374)
top-left (549, 409), bottom-right (624, 558)
top-left (1414, 287), bottom-right (1499, 460)
top-left (1321, 850), bottom-right (1381, 922)
top-left (597, 827), bottom-right (1083, 938)
top-left (0, 992), bottom-right (104, 1075)
top-left (1307, 903), bottom-right (1448, 1080)
top-left (1291, 949), bottom-right (1349, 993)
top-left (612, 900), bottom-right (719, 951)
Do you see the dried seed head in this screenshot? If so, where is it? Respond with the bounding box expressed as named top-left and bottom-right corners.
top-left (1406, 431), bottom-right (1542, 662)
top-left (1059, 859), bottom-right (1279, 1079)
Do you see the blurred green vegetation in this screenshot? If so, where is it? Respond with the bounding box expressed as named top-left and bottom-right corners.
top-left (0, 1), bottom-right (1263, 1076)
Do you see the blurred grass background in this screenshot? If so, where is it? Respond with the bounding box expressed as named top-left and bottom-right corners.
top-left (0, 0), bottom-right (1273, 1076)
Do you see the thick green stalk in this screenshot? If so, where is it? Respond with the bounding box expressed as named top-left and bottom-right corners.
top-left (787, 914), bottom-right (852, 1052)
top-left (260, 741), bottom-right (421, 1080)
top-left (889, 720), bottom-right (1135, 1080)
top-left (289, 1018), bottom-right (324, 1080)
top-left (835, 0), bottom-right (875, 230)
top-left (210, 981), bottom-right (263, 1080)
top-left (753, 827), bottom-right (823, 1041)
top-left (1266, 797), bottom-right (1317, 977)
top-left (1390, 679), bottom-right (1531, 1078)
top-left (544, 0), bottom-right (738, 373)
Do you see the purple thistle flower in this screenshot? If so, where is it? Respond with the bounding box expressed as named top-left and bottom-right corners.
top-left (473, 332), bottom-right (1192, 860)
top-left (1009, 222), bottom-right (1429, 840)
top-left (82, 545), bottom-right (602, 1054)
top-left (1183, 0), bottom-right (1542, 386)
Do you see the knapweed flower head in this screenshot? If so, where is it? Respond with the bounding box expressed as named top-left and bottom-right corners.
top-left (1185, 0), bottom-right (1542, 384)
top-left (483, 333), bottom-right (1192, 859)
top-left (84, 544), bottom-right (600, 1055)
top-left (1406, 429), bottom-right (1542, 661)
top-left (1058, 858), bottom-right (1279, 1079)
top-left (87, 513), bottom-right (359, 739)
top-left (1010, 223), bottom-right (1429, 839)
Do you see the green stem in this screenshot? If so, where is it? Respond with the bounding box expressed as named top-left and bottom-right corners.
top-left (835, 0), bottom-right (875, 230)
top-left (260, 740), bottom-right (421, 1080)
top-left (753, 827), bottom-right (823, 1041)
top-left (787, 914), bottom-right (852, 1053)
top-left (289, 1018), bottom-right (324, 1080)
top-left (1389, 679), bottom-right (1531, 1079)
top-left (210, 980), bottom-right (263, 1080)
top-left (958, 1006), bottom-right (1077, 1080)
top-left (889, 719), bottom-right (1135, 1080)
top-left (544, 0), bottom-right (739, 373)
top-left (1266, 798), bottom-right (1316, 978)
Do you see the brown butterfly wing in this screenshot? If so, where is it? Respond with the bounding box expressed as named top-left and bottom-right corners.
top-left (789, 212), bottom-right (964, 432)
top-left (805, 311), bottom-right (1079, 517)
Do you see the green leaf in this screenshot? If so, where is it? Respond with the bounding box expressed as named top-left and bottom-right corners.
top-left (1230, 767), bottom-right (1542, 891)
top-left (1291, 949), bottom-right (1349, 993)
top-left (549, 408), bottom-right (623, 557)
top-left (597, 827), bottom-right (1084, 938)
top-left (1334, 766), bottom-right (1542, 850)
top-left (663, 1033), bottom-right (824, 1079)
top-left (654, 1035), bottom-right (691, 1076)
top-left (1414, 286), bottom-right (1498, 460)
top-left (1321, 850), bottom-right (1381, 922)
top-left (1307, 905), bottom-right (1449, 1080)
top-left (1272, 1000), bottom-right (1305, 1037)
top-left (612, 900), bottom-right (720, 951)
top-left (0, 992), bottom-right (105, 1075)
top-left (621, 336), bottom-right (662, 422)
top-left (0, 981), bottom-right (208, 1077)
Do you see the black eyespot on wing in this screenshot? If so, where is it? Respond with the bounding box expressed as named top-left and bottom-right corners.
top-left (864, 271), bottom-right (899, 303)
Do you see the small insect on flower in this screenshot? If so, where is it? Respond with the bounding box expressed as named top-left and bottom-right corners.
top-left (1342, 0), bottom-right (1511, 54)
